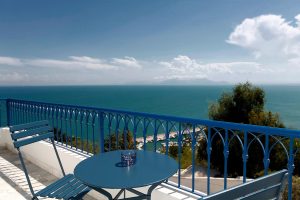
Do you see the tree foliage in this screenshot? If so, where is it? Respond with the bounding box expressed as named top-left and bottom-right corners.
top-left (104, 131), bottom-right (134, 152)
top-left (198, 82), bottom-right (288, 178)
top-left (161, 144), bottom-right (192, 169)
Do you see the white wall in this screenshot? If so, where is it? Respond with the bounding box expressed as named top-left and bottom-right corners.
top-left (0, 127), bottom-right (88, 178)
top-left (0, 127), bottom-right (107, 199)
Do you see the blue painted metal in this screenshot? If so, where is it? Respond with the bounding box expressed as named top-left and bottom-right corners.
top-left (115, 114), bottom-right (121, 149)
top-left (153, 120), bottom-right (158, 152)
top-left (68, 109), bottom-right (73, 149)
top-left (242, 130), bottom-right (248, 183)
top-left (191, 125), bottom-right (196, 192)
top-left (99, 112), bottom-right (105, 153)
top-left (85, 111), bottom-right (90, 154)
top-left (9, 121), bottom-right (90, 200)
top-left (142, 118), bottom-right (148, 151)
top-left (133, 116), bottom-right (138, 150)
top-left (75, 109), bottom-right (79, 150)
top-left (108, 114), bottom-right (113, 151)
top-left (165, 121), bottom-right (169, 155)
top-left (2, 98), bottom-right (300, 199)
top-left (207, 127), bottom-right (212, 195)
top-left (74, 150), bottom-right (178, 189)
top-left (288, 137), bottom-right (295, 200)
top-left (6, 99), bottom-right (11, 126)
top-left (223, 129), bottom-right (229, 190)
top-left (201, 169), bottom-right (288, 200)
top-left (263, 135), bottom-right (270, 175)
top-left (91, 112), bottom-right (96, 154)
top-left (177, 123), bottom-right (182, 188)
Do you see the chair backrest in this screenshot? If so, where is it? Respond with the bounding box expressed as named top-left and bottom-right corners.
top-left (201, 169), bottom-right (288, 200)
top-left (9, 120), bottom-right (66, 197)
top-left (10, 120), bottom-right (54, 148)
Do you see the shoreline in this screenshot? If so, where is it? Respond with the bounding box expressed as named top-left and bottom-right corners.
top-left (135, 127), bottom-right (203, 144)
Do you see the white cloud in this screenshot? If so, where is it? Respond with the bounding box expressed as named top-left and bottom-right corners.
top-left (0, 56), bottom-right (23, 66)
top-left (69, 56), bottom-right (104, 63)
top-left (0, 72), bottom-right (29, 82)
top-left (26, 56), bottom-right (117, 70)
top-left (157, 55), bottom-right (262, 81)
top-left (0, 55), bottom-right (143, 71)
top-left (112, 56), bottom-right (141, 68)
top-left (296, 14), bottom-right (300, 27)
top-left (0, 54), bottom-right (290, 84)
top-left (227, 14), bottom-right (300, 61)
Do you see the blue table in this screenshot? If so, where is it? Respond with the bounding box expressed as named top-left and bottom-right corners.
top-left (74, 150), bottom-right (178, 200)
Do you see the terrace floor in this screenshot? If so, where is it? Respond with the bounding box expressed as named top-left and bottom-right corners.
top-left (0, 146), bottom-right (244, 200)
top-left (0, 147), bottom-right (96, 200)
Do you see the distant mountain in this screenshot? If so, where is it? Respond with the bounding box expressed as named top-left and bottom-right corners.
top-left (158, 78), bottom-right (228, 85)
top-left (125, 78), bottom-right (228, 85)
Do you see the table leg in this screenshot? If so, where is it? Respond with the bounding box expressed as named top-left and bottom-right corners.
top-left (125, 181), bottom-right (163, 200)
top-left (94, 187), bottom-right (113, 200)
top-left (146, 181), bottom-right (162, 200)
top-left (94, 181), bottom-right (163, 200)
top-left (114, 189), bottom-right (125, 200)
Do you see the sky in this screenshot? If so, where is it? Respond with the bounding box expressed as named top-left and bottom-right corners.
top-left (0, 0), bottom-right (300, 85)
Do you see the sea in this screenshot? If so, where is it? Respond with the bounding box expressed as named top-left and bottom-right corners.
top-left (0, 85), bottom-right (300, 129)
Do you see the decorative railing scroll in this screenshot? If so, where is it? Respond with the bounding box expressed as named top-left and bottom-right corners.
top-left (3, 98), bottom-right (300, 200)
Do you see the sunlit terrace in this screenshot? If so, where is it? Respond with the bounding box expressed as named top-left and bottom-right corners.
top-left (0, 98), bottom-right (299, 199)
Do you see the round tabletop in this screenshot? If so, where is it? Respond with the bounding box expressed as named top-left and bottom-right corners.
top-left (74, 150), bottom-right (178, 189)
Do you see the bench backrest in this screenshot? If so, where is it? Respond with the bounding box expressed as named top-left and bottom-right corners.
top-left (202, 169), bottom-right (288, 200)
top-left (10, 120), bottom-right (54, 148)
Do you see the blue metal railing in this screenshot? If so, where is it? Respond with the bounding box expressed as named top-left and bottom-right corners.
top-left (0, 99), bottom-right (8, 127)
top-left (1, 98), bottom-right (299, 199)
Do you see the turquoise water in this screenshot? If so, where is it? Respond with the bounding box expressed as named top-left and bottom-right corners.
top-left (0, 85), bottom-right (300, 129)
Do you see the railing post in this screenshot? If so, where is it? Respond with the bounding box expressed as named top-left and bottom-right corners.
top-left (92, 113), bottom-right (96, 154)
top-left (99, 111), bottom-right (105, 153)
top-left (165, 121), bottom-right (169, 155)
top-left (223, 129), bottom-right (229, 190)
top-left (123, 116), bottom-right (129, 150)
top-left (263, 134), bottom-right (270, 175)
top-left (143, 118), bottom-right (147, 151)
top-left (207, 127), bottom-right (212, 195)
top-left (242, 130), bottom-right (248, 183)
top-left (6, 99), bottom-right (11, 126)
top-left (153, 120), bottom-right (157, 152)
top-left (288, 137), bottom-right (295, 200)
top-left (133, 116), bottom-right (137, 150)
top-left (191, 124), bottom-right (196, 192)
top-left (177, 123), bottom-right (182, 188)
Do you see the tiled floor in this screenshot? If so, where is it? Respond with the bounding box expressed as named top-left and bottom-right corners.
top-left (0, 147), bottom-right (200, 200)
top-left (0, 176), bottom-right (27, 200)
top-left (0, 147), bottom-right (96, 200)
top-left (0, 146), bottom-right (245, 200)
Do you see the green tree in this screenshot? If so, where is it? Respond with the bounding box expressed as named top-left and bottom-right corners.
top-left (161, 144), bottom-right (192, 169)
top-left (104, 130), bottom-right (134, 152)
top-left (209, 82), bottom-right (266, 124)
top-left (198, 82), bottom-right (286, 178)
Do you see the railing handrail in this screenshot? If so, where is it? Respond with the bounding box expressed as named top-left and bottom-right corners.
top-left (6, 98), bottom-right (300, 138)
top-left (2, 97), bottom-right (299, 200)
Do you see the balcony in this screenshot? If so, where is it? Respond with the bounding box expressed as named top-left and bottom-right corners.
top-left (0, 98), bottom-right (299, 199)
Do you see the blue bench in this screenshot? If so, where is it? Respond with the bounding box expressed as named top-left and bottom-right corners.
top-left (9, 120), bottom-right (91, 200)
top-left (201, 169), bottom-right (288, 200)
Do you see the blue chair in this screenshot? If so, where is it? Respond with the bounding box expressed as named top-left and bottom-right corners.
top-left (201, 169), bottom-right (288, 200)
top-left (9, 120), bottom-right (91, 200)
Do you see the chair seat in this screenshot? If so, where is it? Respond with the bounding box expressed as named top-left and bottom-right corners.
top-left (36, 174), bottom-right (90, 199)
